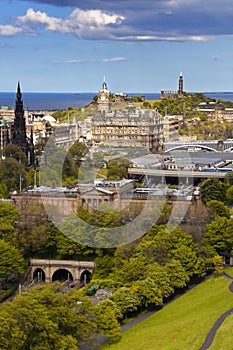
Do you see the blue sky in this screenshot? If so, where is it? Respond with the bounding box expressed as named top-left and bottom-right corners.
top-left (1, 0), bottom-right (233, 93)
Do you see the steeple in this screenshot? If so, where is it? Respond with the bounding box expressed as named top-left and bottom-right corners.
top-left (102, 77), bottom-right (107, 91)
top-left (11, 82), bottom-right (34, 166)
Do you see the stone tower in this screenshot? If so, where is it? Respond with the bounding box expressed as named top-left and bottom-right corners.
top-left (97, 79), bottom-right (111, 114)
top-left (11, 82), bottom-right (34, 166)
top-left (178, 72), bottom-right (183, 96)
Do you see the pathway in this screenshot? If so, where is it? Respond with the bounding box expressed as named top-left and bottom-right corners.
top-left (198, 272), bottom-right (233, 350)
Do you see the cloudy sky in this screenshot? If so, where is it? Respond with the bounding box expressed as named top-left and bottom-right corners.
top-left (1, 0), bottom-right (233, 92)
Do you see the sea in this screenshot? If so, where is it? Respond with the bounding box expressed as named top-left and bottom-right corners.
top-left (0, 91), bottom-right (233, 111)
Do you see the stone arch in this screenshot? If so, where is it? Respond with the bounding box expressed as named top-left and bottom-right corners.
top-left (33, 268), bottom-right (46, 282)
top-left (80, 269), bottom-right (92, 284)
top-left (224, 147), bottom-right (233, 152)
top-left (164, 145), bottom-right (217, 153)
top-left (52, 269), bottom-right (74, 282)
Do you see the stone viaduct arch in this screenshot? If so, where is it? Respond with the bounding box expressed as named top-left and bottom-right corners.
top-left (29, 259), bottom-right (95, 284)
top-left (164, 145), bottom-right (218, 153)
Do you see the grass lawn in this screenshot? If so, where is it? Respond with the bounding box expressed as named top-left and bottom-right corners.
top-left (224, 267), bottom-right (233, 278)
top-left (209, 314), bottom-right (233, 349)
top-left (99, 275), bottom-right (233, 350)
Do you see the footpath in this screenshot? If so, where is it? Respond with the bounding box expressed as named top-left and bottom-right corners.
top-left (198, 272), bottom-right (233, 350)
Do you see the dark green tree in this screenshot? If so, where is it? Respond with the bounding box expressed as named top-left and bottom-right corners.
top-left (204, 216), bottom-right (233, 253)
top-left (110, 287), bottom-right (141, 318)
top-left (200, 179), bottom-right (227, 204)
top-left (0, 158), bottom-right (28, 197)
top-left (0, 239), bottom-right (26, 285)
top-left (206, 200), bottom-right (230, 218)
top-left (3, 144), bottom-right (28, 166)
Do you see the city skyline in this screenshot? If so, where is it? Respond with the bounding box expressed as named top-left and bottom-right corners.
top-left (1, 1), bottom-right (233, 93)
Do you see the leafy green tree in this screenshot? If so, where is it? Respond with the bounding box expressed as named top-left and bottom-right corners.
top-left (0, 239), bottom-right (26, 284)
top-left (0, 283), bottom-right (97, 349)
top-left (213, 255), bottom-right (224, 275)
top-left (0, 202), bottom-right (19, 223)
top-left (206, 200), bottom-right (230, 218)
top-left (147, 263), bottom-right (174, 298)
top-left (204, 216), bottom-right (233, 253)
top-left (112, 256), bottom-right (148, 283)
top-left (3, 144), bottom-right (28, 166)
top-left (135, 277), bottom-right (163, 308)
top-left (226, 185), bottom-right (233, 205)
top-left (95, 300), bottom-right (121, 344)
top-left (200, 178), bottom-right (227, 204)
top-left (63, 141), bottom-right (89, 178)
top-left (0, 202), bottom-right (20, 245)
top-left (135, 225), bottom-right (207, 281)
top-left (0, 294), bottom-right (59, 350)
top-left (39, 166), bottom-right (62, 186)
top-left (172, 244), bottom-right (206, 281)
top-left (110, 287), bottom-right (141, 318)
top-left (225, 172), bottom-right (233, 186)
top-left (0, 158), bottom-right (28, 197)
top-left (107, 158), bottom-right (130, 180)
top-left (165, 260), bottom-right (189, 290)
top-left (17, 203), bottom-right (50, 258)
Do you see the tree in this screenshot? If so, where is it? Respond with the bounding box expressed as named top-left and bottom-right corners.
top-left (0, 202), bottom-right (19, 224)
top-left (213, 255), bottom-right (224, 275)
top-left (204, 216), bottom-right (233, 253)
top-left (165, 260), bottom-right (189, 290)
top-left (135, 277), bottom-right (163, 308)
top-left (63, 141), bottom-right (89, 178)
top-left (107, 159), bottom-right (129, 180)
top-left (0, 239), bottom-right (26, 285)
top-left (0, 202), bottom-right (20, 246)
top-left (226, 185), bottom-right (233, 205)
top-left (225, 172), bottom-right (233, 186)
top-left (112, 256), bottom-right (148, 283)
top-left (147, 263), bottom-right (174, 299)
top-left (95, 300), bottom-right (121, 344)
top-left (206, 200), bottom-right (230, 218)
top-left (0, 283), bottom-right (97, 349)
top-left (110, 287), bottom-right (141, 318)
top-left (200, 178), bottom-right (227, 204)
top-left (0, 158), bottom-right (28, 197)
top-left (3, 144), bottom-right (28, 166)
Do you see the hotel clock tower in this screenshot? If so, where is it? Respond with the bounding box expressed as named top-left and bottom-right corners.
top-left (97, 79), bottom-right (111, 114)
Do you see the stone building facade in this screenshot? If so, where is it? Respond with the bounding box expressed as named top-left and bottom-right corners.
top-left (92, 106), bottom-right (164, 152)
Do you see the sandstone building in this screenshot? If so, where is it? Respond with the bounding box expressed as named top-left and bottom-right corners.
top-left (93, 80), bottom-right (165, 152)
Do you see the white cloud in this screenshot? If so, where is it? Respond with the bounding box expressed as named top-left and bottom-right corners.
top-left (58, 57), bottom-right (126, 64)
top-left (102, 57), bottom-right (126, 62)
top-left (14, 8), bottom-right (125, 38)
top-left (0, 24), bottom-right (24, 36)
top-left (1, 3), bottom-right (233, 42)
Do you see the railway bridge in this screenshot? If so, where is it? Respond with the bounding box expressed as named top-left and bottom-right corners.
top-left (28, 259), bottom-right (95, 284)
top-left (164, 140), bottom-right (233, 153)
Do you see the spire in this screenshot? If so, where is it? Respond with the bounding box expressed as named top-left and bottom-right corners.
top-left (102, 76), bottom-right (107, 90)
top-left (12, 82), bottom-right (29, 162)
top-left (16, 81), bottom-right (22, 102)
top-left (15, 81), bottom-right (24, 114)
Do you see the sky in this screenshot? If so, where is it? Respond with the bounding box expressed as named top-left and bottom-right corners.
top-left (1, 0), bottom-right (233, 93)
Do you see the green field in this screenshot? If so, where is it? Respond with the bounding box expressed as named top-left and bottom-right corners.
top-left (99, 275), bottom-right (233, 350)
top-left (209, 314), bottom-right (233, 349)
